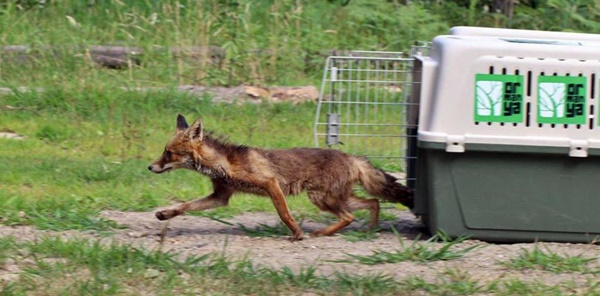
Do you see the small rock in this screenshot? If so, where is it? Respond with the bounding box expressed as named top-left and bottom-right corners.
top-left (127, 231), bottom-right (149, 238)
top-left (0, 132), bottom-right (25, 140)
top-left (0, 273), bottom-right (20, 283)
top-left (144, 268), bottom-right (161, 279)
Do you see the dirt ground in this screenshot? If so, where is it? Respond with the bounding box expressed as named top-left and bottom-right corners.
top-left (1, 208), bottom-right (599, 288)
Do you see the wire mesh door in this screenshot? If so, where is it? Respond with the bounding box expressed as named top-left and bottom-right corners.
top-left (313, 51), bottom-right (417, 185)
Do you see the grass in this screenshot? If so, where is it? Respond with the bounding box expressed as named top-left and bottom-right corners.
top-left (237, 222), bottom-right (296, 238)
top-left (0, 89), bottom-right (329, 230)
top-left (334, 231), bottom-right (481, 265)
top-left (403, 269), bottom-right (487, 295)
top-left (500, 245), bottom-right (598, 274)
top-left (0, 90), bottom-right (409, 232)
top-left (0, 1), bottom-right (450, 87)
top-left (0, 236), bottom-right (417, 295)
top-left (1, 236), bottom-right (598, 296)
top-left (341, 229), bottom-right (380, 242)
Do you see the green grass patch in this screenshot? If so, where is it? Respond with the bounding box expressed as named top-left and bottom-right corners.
top-left (0, 88), bottom-right (408, 232)
top-left (404, 269), bottom-right (487, 295)
top-left (341, 229), bottom-right (380, 242)
top-left (0, 89), bottom-right (328, 230)
top-left (237, 222), bottom-right (295, 238)
top-left (335, 231), bottom-right (481, 265)
top-left (500, 245), bottom-right (598, 274)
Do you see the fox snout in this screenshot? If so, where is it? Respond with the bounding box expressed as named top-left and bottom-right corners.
top-left (148, 162), bottom-right (173, 174)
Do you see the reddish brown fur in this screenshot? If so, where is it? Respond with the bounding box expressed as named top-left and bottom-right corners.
top-left (148, 114), bottom-right (414, 241)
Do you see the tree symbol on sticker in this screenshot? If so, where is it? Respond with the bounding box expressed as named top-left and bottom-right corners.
top-left (538, 82), bottom-right (565, 118)
top-left (476, 80), bottom-right (503, 116)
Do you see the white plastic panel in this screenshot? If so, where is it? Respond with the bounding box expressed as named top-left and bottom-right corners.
top-left (418, 28), bottom-right (600, 156)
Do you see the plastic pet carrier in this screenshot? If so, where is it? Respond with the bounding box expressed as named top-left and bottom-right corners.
top-left (315, 27), bottom-right (600, 243)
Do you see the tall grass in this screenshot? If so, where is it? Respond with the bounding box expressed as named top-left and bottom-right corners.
top-left (0, 0), bottom-right (448, 88)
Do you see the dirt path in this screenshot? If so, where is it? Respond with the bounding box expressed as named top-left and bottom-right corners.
top-left (1, 209), bottom-right (599, 288)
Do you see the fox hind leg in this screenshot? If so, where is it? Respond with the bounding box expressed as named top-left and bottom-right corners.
top-left (346, 195), bottom-right (380, 230)
top-left (307, 190), bottom-right (355, 237)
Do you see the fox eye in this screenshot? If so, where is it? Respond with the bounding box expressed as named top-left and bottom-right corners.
top-left (164, 150), bottom-right (172, 158)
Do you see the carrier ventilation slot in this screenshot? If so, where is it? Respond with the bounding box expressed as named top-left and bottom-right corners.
top-left (591, 74), bottom-right (596, 100)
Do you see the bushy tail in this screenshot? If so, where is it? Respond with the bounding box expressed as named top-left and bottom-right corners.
top-left (353, 157), bottom-right (414, 208)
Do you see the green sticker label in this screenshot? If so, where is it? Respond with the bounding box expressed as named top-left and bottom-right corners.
top-left (475, 74), bottom-right (524, 123)
top-left (537, 76), bottom-right (586, 124)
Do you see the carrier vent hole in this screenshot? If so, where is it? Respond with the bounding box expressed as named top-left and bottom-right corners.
top-left (527, 71), bottom-right (532, 96)
top-left (526, 102), bottom-right (531, 127)
top-left (591, 74), bottom-right (596, 99)
top-left (489, 66), bottom-right (494, 74)
top-left (502, 68), bottom-right (507, 75)
top-left (589, 105), bottom-right (595, 130)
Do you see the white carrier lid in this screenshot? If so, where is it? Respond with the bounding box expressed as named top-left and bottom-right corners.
top-left (417, 27), bottom-right (600, 157)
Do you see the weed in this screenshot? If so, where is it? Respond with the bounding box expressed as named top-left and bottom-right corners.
top-left (335, 231), bottom-right (480, 265)
top-left (500, 245), bottom-right (597, 274)
top-left (499, 279), bottom-right (565, 296)
top-left (403, 269), bottom-right (487, 295)
top-left (237, 222), bottom-right (294, 238)
top-left (341, 229), bottom-right (380, 242)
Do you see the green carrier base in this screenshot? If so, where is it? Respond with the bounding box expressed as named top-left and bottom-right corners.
top-left (414, 142), bottom-right (600, 243)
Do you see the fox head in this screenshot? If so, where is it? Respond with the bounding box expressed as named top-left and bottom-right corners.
top-left (148, 114), bottom-right (205, 174)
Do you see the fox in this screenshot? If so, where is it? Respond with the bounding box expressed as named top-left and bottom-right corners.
top-left (148, 114), bottom-right (414, 241)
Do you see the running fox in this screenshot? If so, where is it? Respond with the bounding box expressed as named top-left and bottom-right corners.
top-left (148, 114), bottom-right (414, 241)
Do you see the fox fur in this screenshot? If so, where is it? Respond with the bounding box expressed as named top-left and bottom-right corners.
top-left (148, 114), bottom-right (414, 241)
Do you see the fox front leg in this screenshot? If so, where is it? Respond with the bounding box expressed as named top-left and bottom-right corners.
top-left (156, 184), bottom-right (234, 220)
top-left (263, 179), bottom-right (304, 241)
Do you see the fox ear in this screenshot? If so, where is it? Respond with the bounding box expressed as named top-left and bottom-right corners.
top-left (176, 114), bottom-right (189, 133)
top-left (186, 118), bottom-right (204, 141)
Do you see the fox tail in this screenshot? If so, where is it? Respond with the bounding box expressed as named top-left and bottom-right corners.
top-left (353, 157), bottom-right (414, 208)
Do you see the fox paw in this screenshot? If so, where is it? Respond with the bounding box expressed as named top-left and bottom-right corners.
top-left (155, 209), bottom-right (180, 221)
top-left (289, 232), bottom-right (304, 242)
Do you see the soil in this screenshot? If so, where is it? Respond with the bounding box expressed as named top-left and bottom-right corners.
top-left (1, 208), bottom-right (599, 287)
